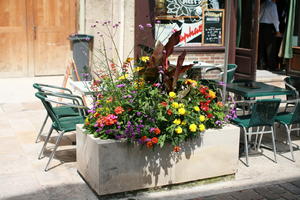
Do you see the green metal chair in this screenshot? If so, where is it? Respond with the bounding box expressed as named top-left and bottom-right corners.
top-left (35, 91), bottom-right (86, 171)
top-left (231, 99), bottom-right (281, 166)
top-left (284, 77), bottom-right (300, 111)
top-left (33, 83), bottom-right (84, 143)
top-left (275, 99), bottom-right (300, 161)
top-left (203, 64), bottom-right (237, 84)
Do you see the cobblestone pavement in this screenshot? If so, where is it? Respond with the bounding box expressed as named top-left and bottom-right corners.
top-left (195, 179), bottom-right (300, 200)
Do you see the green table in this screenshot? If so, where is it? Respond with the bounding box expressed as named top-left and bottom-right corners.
top-left (226, 81), bottom-right (294, 98)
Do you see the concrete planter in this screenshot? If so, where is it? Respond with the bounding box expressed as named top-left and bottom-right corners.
top-left (76, 124), bottom-right (240, 196)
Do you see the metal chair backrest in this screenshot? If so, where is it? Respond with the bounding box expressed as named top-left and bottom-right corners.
top-left (290, 99), bottom-right (300, 124)
top-left (248, 99), bottom-right (281, 127)
top-left (219, 64), bottom-right (237, 83)
top-left (35, 92), bottom-right (62, 130)
top-left (33, 83), bottom-right (73, 94)
top-left (284, 76), bottom-right (300, 100)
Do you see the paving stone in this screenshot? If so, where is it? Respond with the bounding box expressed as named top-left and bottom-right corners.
top-left (279, 182), bottom-right (300, 195)
top-left (254, 187), bottom-right (282, 199)
top-left (229, 189), bottom-right (265, 200)
top-left (290, 180), bottom-right (300, 188)
top-left (279, 192), bottom-right (300, 200)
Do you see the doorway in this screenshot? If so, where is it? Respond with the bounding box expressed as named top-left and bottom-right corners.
top-left (0, 0), bottom-right (77, 77)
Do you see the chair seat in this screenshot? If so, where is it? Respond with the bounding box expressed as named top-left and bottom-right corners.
top-left (231, 115), bottom-right (251, 128)
top-left (53, 106), bottom-right (79, 117)
top-left (53, 116), bottom-right (85, 132)
top-left (275, 112), bottom-right (294, 125)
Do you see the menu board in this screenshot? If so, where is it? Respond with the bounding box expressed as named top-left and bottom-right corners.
top-left (202, 9), bottom-right (224, 46)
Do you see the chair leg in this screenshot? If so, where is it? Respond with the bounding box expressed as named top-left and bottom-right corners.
top-left (35, 114), bottom-right (49, 143)
top-left (243, 127), bottom-right (249, 167)
top-left (271, 126), bottom-right (277, 163)
top-left (45, 131), bottom-right (65, 171)
top-left (284, 124), bottom-right (295, 162)
top-left (38, 126), bottom-right (54, 159)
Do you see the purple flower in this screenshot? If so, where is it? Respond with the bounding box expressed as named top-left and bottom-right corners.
top-left (88, 109), bottom-right (95, 114)
top-left (116, 84), bottom-right (126, 88)
top-left (218, 81), bottom-right (226, 86)
top-left (138, 24), bottom-right (144, 30)
top-left (156, 20), bottom-right (161, 24)
top-left (150, 128), bottom-right (155, 133)
top-left (215, 120), bottom-right (223, 126)
top-left (136, 112), bottom-right (142, 116)
top-left (146, 23), bottom-right (152, 28)
top-left (131, 90), bottom-right (137, 94)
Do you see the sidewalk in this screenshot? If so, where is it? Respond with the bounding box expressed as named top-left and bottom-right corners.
top-left (0, 75), bottom-right (300, 200)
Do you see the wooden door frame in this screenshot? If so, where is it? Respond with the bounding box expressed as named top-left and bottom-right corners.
top-left (233, 0), bottom-right (260, 81)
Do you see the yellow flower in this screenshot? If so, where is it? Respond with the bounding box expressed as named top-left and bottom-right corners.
top-left (178, 108), bottom-right (186, 115)
top-left (181, 121), bottom-right (187, 125)
top-left (140, 56), bottom-right (150, 62)
top-left (199, 115), bottom-right (206, 122)
top-left (134, 66), bottom-right (144, 72)
top-left (126, 57), bottom-right (134, 62)
top-left (173, 119), bottom-right (181, 125)
top-left (178, 103), bottom-right (185, 108)
top-left (169, 92), bottom-right (176, 98)
top-left (171, 102), bottom-right (179, 108)
top-left (175, 126), bottom-right (183, 134)
top-left (194, 106), bottom-right (200, 111)
top-left (118, 74), bottom-right (129, 80)
top-left (199, 124), bottom-right (206, 132)
top-left (208, 90), bottom-right (216, 99)
top-left (189, 124), bottom-right (197, 132)
top-left (185, 79), bottom-right (198, 87)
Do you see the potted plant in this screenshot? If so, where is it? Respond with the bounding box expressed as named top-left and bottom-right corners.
top-left (76, 21), bottom-right (240, 196)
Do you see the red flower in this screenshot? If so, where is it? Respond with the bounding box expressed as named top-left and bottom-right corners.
top-left (114, 106), bottom-right (125, 115)
top-left (207, 113), bottom-right (214, 118)
top-left (141, 136), bottom-right (148, 142)
top-left (167, 109), bottom-right (173, 115)
top-left (160, 102), bottom-right (168, 107)
top-left (151, 137), bottom-right (158, 144)
top-left (173, 146), bottom-right (181, 152)
top-left (199, 87), bottom-right (208, 95)
top-left (154, 128), bottom-right (161, 135)
top-left (146, 141), bottom-right (153, 148)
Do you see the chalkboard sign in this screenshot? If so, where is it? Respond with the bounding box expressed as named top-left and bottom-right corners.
top-left (202, 9), bottom-right (224, 46)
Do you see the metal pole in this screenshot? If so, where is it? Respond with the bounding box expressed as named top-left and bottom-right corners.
top-left (222, 0), bottom-right (232, 104)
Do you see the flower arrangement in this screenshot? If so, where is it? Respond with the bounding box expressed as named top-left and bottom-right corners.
top-left (83, 21), bottom-right (236, 152)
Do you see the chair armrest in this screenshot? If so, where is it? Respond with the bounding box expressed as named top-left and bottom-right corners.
top-left (42, 92), bottom-right (88, 116)
top-left (284, 80), bottom-right (300, 98)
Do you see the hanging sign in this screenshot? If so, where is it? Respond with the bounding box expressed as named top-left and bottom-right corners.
top-left (202, 9), bottom-right (224, 46)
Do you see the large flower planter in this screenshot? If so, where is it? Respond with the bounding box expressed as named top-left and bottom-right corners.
top-left (76, 124), bottom-right (240, 196)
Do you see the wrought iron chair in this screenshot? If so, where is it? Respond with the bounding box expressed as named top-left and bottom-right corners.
top-left (284, 76), bottom-right (300, 111)
top-left (33, 83), bottom-right (84, 143)
top-left (231, 99), bottom-right (281, 166)
top-left (275, 99), bottom-right (300, 161)
top-left (35, 91), bottom-right (87, 171)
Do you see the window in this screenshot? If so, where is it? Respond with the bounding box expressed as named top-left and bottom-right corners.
top-left (154, 0), bottom-right (225, 47)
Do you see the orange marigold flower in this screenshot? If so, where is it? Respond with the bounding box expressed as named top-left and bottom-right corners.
top-left (151, 137), bottom-right (158, 144)
top-left (173, 146), bottom-right (181, 152)
top-left (154, 128), bottom-right (161, 135)
top-left (217, 101), bottom-right (223, 107)
top-left (160, 102), bottom-right (168, 107)
top-left (167, 109), bottom-right (173, 115)
top-left (146, 141), bottom-right (153, 148)
top-left (114, 106), bottom-right (125, 115)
